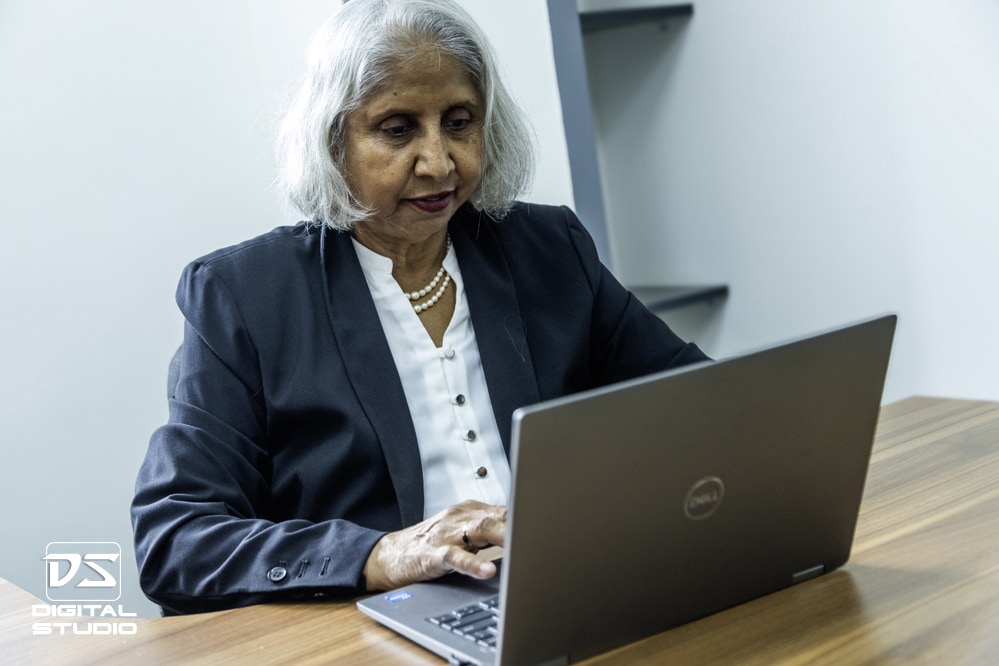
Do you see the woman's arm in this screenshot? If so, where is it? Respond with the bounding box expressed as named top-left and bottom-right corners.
top-left (132, 258), bottom-right (387, 614)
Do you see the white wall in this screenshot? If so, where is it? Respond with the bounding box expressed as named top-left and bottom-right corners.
top-left (583, 0), bottom-right (999, 403)
top-left (0, 0), bottom-right (571, 617)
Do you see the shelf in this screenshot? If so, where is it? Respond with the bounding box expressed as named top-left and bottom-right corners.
top-left (580, 4), bottom-right (693, 33)
top-left (548, 1), bottom-right (723, 316)
top-left (629, 284), bottom-right (728, 312)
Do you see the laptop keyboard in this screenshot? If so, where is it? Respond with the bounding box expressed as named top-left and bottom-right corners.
top-left (427, 595), bottom-right (500, 650)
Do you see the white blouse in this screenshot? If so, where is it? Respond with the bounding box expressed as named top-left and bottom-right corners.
top-left (351, 237), bottom-right (512, 519)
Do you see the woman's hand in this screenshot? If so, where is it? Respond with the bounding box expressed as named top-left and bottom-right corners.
top-left (363, 500), bottom-right (506, 591)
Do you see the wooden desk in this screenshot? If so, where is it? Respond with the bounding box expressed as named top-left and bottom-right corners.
top-left (3, 397), bottom-right (998, 664)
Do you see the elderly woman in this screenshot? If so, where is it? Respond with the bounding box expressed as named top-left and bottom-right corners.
top-left (131, 0), bottom-right (707, 615)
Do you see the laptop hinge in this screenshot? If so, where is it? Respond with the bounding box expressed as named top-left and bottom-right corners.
top-left (791, 564), bottom-right (825, 584)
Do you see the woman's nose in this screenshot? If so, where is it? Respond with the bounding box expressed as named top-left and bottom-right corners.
top-left (414, 129), bottom-right (454, 180)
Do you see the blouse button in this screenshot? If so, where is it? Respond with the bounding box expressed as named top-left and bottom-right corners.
top-left (455, 394), bottom-right (466, 405)
top-left (441, 348), bottom-right (456, 359)
top-left (476, 467), bottom-right (488, 478)
top-left (465, 430), bottom-right (477, 441)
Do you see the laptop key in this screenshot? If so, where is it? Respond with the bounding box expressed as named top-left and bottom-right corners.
top-left (452, 604), bottom-right (483, 617)
top-left (471, 628), bottom-right (494, 641)
top-left (451, 610), bottom-right (494, 632)
top-left (429, 614), bottom-right (461, 629)
top-left (457, 619), bottom-right (496, 641)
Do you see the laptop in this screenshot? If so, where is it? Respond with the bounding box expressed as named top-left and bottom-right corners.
top-left (357, 315), bottom-right (897, 665)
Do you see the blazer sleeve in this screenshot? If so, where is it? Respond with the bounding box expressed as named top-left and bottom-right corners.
top-left (131, 260), bottom-right (385, 614)
top-left (563, 207), bottom-right (709, 384)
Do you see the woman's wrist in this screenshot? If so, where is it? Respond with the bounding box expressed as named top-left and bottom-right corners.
top-left (362, 537), bottom-right (387, 592)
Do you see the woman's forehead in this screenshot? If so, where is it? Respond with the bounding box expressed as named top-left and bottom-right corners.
top-left (358, 50), bottom-right (483, 114)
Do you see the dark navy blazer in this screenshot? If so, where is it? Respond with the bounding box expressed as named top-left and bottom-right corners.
top-left (131, 202), bottom-right (707, 614)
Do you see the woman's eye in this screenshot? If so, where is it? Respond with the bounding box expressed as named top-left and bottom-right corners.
top-left (444, 115), bottom-right (473, 132)
top-left (379, 118), bottom-right (413, 137)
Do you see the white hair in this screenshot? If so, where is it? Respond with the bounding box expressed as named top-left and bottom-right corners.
top-left (276, 0), bottom-right (536, 230)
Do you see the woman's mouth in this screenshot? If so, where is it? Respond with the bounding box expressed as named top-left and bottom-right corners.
top-left (407, 191), bottom-right (453, 213)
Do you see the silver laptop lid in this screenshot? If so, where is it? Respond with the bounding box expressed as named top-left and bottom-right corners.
top-left (495, 315), bottom-right (896, 665)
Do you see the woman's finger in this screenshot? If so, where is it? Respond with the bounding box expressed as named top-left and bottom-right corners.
top-left (443, 546), bottom-right (498, 580)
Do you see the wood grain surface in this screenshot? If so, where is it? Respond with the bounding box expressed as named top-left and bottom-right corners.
top-left (3, 397), bottom-right (997, 664)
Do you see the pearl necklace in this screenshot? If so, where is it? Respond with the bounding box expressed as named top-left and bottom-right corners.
top-left (407, 235), bottom-right (451, 314)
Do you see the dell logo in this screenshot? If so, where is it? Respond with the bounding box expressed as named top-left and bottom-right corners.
top-left (684, 477), bottom-right (724, 520)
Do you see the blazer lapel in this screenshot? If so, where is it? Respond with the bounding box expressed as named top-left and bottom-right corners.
top-left (451, 207), bottom-right (543, 457)
top-left (319, 229), bottom-right (425, 526)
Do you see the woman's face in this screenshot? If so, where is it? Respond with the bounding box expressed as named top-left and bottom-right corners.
top-left (343, 49), bottom-right (484, 248)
